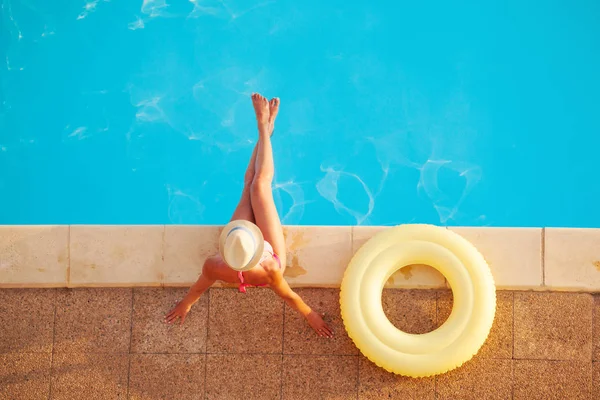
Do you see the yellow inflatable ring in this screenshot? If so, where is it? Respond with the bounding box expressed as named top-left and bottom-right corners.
top-left (340, 224), bottom-right (496, 378)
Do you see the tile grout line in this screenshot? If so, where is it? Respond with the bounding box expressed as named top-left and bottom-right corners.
top-left (541, 228), bottom-right (546, 287)
top-left (204, 288), bottom-right (210, 399)
top-left (203, 351), bottom-right (208, 400)
top-left (589, 353), bottom-right (593, 400)
top-left (48, 289), bottom-right (58, 400)
top-left (512, 291), bottom-right (515, 362)
top-left (511, 359), bottom-right (514, 400)
top-left (434, 290), bottom-right (439, 400)
top-left (511, 292), bottom-right (515, 400)
top-left (126, 288), bottom-right (134, 399)
top-left (592, 293), bottom-right (596, 365)
top-left (355, 354), bottom-right (359, 400)
top-left (37, 351), bottom-right (519, 358)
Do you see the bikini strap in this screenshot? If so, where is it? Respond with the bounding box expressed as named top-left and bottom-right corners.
top-left (272, 252), bottom-right (282, 269)
top-left (238, 253), bottom-right (281, 294)
top-left (237, 271), bottom-right (249, 293)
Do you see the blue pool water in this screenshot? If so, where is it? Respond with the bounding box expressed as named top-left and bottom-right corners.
top-left (1, 0), bottom-right (599, 227)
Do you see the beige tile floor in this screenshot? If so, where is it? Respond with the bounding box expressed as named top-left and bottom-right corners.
top-left (0, 288), bottom-right (598, 399)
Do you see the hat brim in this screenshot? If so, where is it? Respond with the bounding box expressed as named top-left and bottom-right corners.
top-left (219, 220), bottom-right (265, 272)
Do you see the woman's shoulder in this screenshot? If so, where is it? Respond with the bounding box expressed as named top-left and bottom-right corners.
top-left (203, 255), bottom-right (236, 281)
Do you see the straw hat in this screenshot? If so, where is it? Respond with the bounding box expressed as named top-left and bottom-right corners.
top-left (219, 220), bottom-right (265, 271)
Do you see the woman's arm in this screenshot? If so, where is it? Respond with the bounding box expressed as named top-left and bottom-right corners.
top-left (164, 260), bottom-right (216, 325)
top-left (269, 268), bottom-right (334, 337)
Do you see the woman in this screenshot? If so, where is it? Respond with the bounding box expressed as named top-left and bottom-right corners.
top-left (165, 93), bottom-right (333, 337)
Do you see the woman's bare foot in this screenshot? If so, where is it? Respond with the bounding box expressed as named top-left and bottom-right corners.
top-left (268, 97), bottom-right (280, 136)
top-left (251, 93), bottom-right (270, 126)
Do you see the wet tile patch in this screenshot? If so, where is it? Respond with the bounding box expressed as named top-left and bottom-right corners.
top-left (283, 226), bottom-right (353, 286)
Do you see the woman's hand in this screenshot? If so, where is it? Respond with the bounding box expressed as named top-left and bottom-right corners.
top-left (268, 268), bottom-right (334, 338)
top-left (164, 270), bottom-right (215, 326)
top-left (306, 311), bottom-right (334, 338)
top-left (165, 299), bottom-right (192, 326)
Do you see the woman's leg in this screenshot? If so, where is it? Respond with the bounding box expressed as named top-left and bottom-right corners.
top-left (249, 94), bottom-right (286, 265)
top-left (229, 145), bottom-right (258, 222)
top-left (229, 99), bottom-right (278, 222)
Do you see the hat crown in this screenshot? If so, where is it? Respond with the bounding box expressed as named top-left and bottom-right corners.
top-left (223, 227), bottom-right (257, 270)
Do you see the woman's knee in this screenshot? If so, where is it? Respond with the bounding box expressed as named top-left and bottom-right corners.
top-left (250, 176), bottom-right (272, 198)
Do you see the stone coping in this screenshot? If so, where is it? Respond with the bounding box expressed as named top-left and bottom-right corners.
top-left (0, 225), bottom-right (598, 291)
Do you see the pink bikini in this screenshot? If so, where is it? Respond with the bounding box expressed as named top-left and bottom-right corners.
top-left (237, 240), bottom-right (282, 293)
